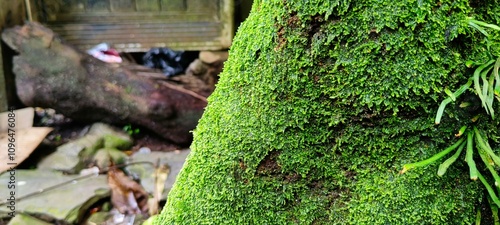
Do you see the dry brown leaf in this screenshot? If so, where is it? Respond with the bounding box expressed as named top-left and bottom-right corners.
top-left (149, 163), bottom-right (170, 215)
top-left (107, 167), bottom-right (149, 215)
top-left (0, 127), bottom-right (53, 173)
top-left (0, 107), bottom-right (34, 133)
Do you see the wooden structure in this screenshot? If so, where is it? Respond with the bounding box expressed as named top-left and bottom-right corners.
top-left (1, 0), bottom-right (236, 113)
top-left (0, 0), bottom-right (26, 112)
top-left (2, 22), bottom-right (208, 144)
top-left (31, 0), bottom-right (234, 52)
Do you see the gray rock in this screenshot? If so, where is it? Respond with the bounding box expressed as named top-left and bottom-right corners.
top-left (199, 51), bottom-right (228, 64)
top-left (0, 170), bottom-right (109, 224)
top-left (37, 134), bottom-right (103, 172)
top-left (7, 213), bottom-right (52, 225)
top-left (37, 123), bottom-right (131, 173)
top-left (186, 59), bottom-right (208, 76)
top-left (92, 148), bottom-right (128, 169)
top-left (126, 149), bottom-right (190, 200)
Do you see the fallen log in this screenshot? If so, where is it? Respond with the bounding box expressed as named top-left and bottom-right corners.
top-left (1, 22), bottom-right (207, 145)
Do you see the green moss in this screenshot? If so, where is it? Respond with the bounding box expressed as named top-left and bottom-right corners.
top-left (156, 0), bottom-right (500, 224)
top-left (102, 134), bottom-right (133, 149)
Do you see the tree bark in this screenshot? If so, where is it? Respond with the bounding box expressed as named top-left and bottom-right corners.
top-left (156, 0), bottom-right (500, 224)
top-left (1, 22), bottom-right (207, 145)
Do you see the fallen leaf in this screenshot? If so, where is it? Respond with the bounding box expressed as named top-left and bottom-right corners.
top-left (107, 167), bottom-right (149, 215)
top-left (0, 107), bottom-right (34, 133)
top-left (0, 127), bottom-right (53, 173)
top-left (149, 163), bottom-right (170, 215)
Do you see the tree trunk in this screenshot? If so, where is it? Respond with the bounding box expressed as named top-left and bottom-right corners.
top-left (156, 0), bottom-right (500, 224)
top-left (1, 22), bottom-right (207, 145)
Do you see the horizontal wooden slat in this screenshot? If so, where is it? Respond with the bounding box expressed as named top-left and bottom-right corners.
top-left (50, 22), bottom-right (220, 32)
top-left (46, 21), bottom-right (224, 51)
top-left (47, 12), bottom-right (217, 23)
top-left (37, 0), bottom-right (232, 51)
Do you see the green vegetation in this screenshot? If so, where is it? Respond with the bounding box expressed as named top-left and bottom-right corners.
top-left (122, 124), bottom-right (140, 136)
top-left (400, 18), bottom-right (500, 218)
top-left (155, 0), bottom-right (500, 224)
top-left (401, 19), bottom-right (500, 219)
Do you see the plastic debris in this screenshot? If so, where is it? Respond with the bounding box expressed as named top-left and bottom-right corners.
top-left (138, 147), bottom-right (152, 154)
top-left (87, 43), bottom-right (123, 63)
top-left (142, 48), bottom-right (197, 77)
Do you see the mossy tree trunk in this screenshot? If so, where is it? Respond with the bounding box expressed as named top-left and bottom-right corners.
top-left (156, 0), bottom-right (500, 224)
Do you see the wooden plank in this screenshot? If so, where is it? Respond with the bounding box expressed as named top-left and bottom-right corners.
top-left (110, 0), bottom-right (135, 11)
top-left (187, 0), bottom-right (218, 13)
top-left (219, 0), bottom-right (234, 48)
top-left (86, 0), bottom-right (110, 12)
top-left (47, 12), bottom-right (215, 23)
top-left (0, 2), bottom-right (8, 113)
top-left (0, 42), bottom-right (7, 113)
top-left (0, 0), bottom-right (26, 113)
top-left (160, 0), bottom-right (186, 11)
top-left (62, 0), bottom-right (86, 13)
top-left (36, 0), bottom-right (233, 52)
top-left (136, 0), bottom-right (160, 11)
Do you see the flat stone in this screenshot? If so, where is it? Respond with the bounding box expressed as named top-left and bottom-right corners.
top-left (0, 170), bottom-right (109, 224)
top-left (186, 59), bottom-right (208, 76)
top-left (127, 149), bottom-right (191, 200)
top-left (88, 123), bottom-right (132, 148)
top-left (37, 134), bottom-right (103, 172)
top-left (37, 123), bottom-right (131, 172)
top-left (92, 148), bottom-right (128, 169)
top-left (7, 213), bottom-right (52, 225)
top-left (85, 211), bottom-right (109, 225)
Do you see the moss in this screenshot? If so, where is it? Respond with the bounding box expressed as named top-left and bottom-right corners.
top-left (156, 0), bottom-right (499, 224)
top-left (102, 134), bottom-right (133, 149)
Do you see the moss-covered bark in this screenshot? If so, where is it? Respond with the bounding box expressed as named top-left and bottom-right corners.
top-left (156, 0), bottom-right (500, 224)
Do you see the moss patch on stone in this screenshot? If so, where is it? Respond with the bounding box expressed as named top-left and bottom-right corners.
top-left (156, 0), bottom-right (500, 224)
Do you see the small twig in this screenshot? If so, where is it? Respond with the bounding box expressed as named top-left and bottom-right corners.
top-left (161, 81), bottom-right (208, 103)
top-left (135, 71), bottom-right (208, 102)
top-left (25, 0), bottom-right (33, 22)
top-left (0, 161), bottom-right (155, 205)
top-left (153, 158), bottom-right (160, 209)
top-left (121, 53), bottom-right (137, 64)
top-left (136, 71), bottom-right (169, 80)
top-left (111, 161), bottom-right (155, 170)
top-left (0, 172), bottom-right (98, 206)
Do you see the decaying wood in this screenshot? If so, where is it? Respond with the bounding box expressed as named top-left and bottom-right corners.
top-left (1, 22), bottom-right (208, 144)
